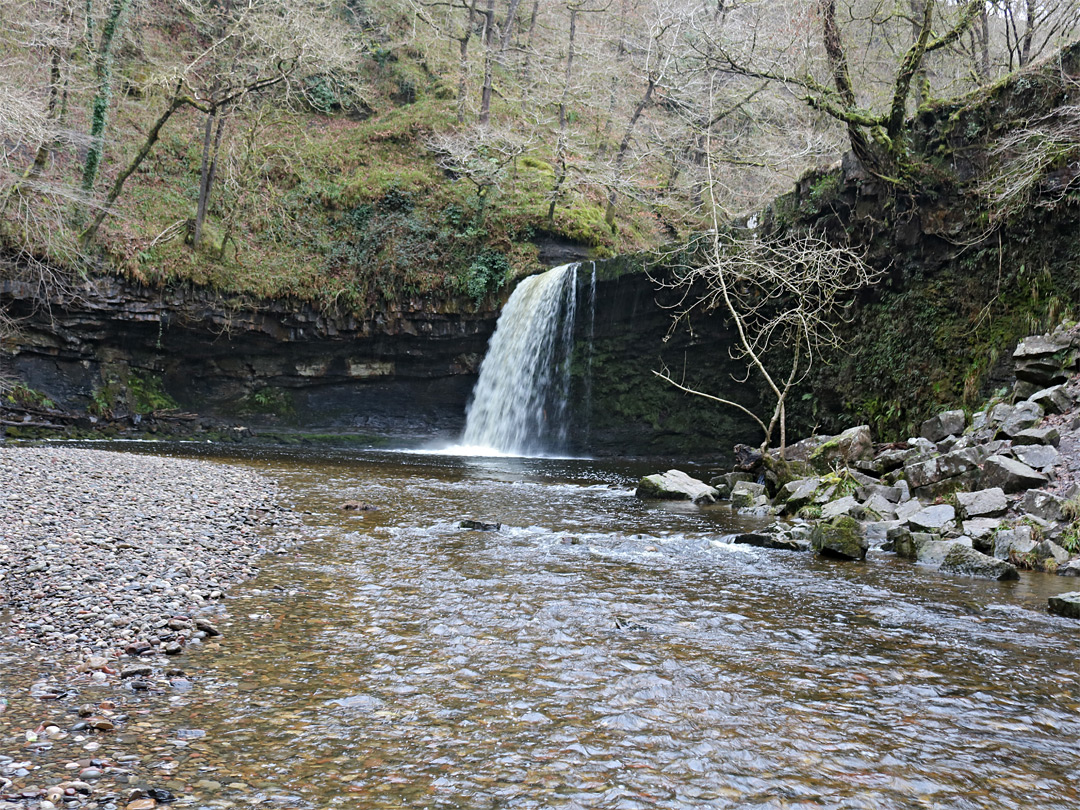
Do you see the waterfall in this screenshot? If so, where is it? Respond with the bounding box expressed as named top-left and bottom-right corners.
top-left (459, 263), bottom-right (579, 456)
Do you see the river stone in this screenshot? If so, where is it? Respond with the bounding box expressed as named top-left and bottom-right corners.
top-left (1057, 560), bottom-right (1080, 577)
top-left (811, 515), bottom-right (868, 561)
top-left (636, 470), bottom-right (719, 504)
top-left (997, 401), bottom-right (1045, 439)
top-left (808, 425), bottom-right (873, 472)
top-left (821, 495), bottom-right (860, 520)
top-left (1019, 489), bottom-right (1066, 523)
top-left (1012, 443), bottom-right (1060, 471)
top-left (941, 544), bottom-right (1020, 581)
top-left (895, 498), bottom-right (925, 523)
top-left (886, 526), bottom-right (915, 558)
top-left (907, 504), bottom-right (956, 532)
top-left (992, 526), bottom-right (1037, 560)
top-left (709, 472), bottom-right (752, 498)
top-left (955, 487), bottom-right (1007, 519)
top-left (1013, 426), bottom-right (1061, 446)
top-left (921, 409), bottom-right (966, 442)
top-left (730, 480), bottom-right (766, 508)
top-left (1048, 592), bottom-right (1080, 619)
top-left (1034, 539), bottom-right (1070, 567)
top-left (980, 455), bottom-right (1048, 493)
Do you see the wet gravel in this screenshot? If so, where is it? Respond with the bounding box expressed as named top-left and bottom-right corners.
top-left (0, 446), bottom-right (301, 658)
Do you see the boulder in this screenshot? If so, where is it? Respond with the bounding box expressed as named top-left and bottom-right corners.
top-left (992, 526), bottom-right (1037, 560)
top-left (709, 472), bottom-right (753, 498)
top-left (955, 488), bottom-right (1008, 519)
top-left (895, 498), bottom-right (926, 523)
top-left (810, 515), bottom-right (868, 560)
top-left (731, 532), bottom-right (807, 552)
top-left (821, 495), bottom-right (861, 520)
top-left (885, 526), bottom-right (917, 559)
top-left (730, 480), bottom-right (766, 508)
top-left (1033, 539), bottom-right (1070, 567)
top-left (775, 477), bottom-right (823, 514)
top-left (860, 493), bottom-right (898, 521)
top-left (1047, 591), bottom-right (1080, 619)
top-left (962, 517), bottom-right (1002, 551)
top-left (980, 455), bottom-right (1049, 493)
top-left (1011, 443), bottom-right (1060, 471)
top-left (864, 520), bottom-right (902, 545)
top-left (1019, 489), bottom-right (1066, 523)
top-left (941, 544), bottom-right (1020, 581)
top-left (1013, 426), bottom-right (1061, 447)
top-left (808, 425), bottom-right (874, 472)
top-left (636, 470), bottom-right (719, 504)
top-left (904, 447), bottom-right (984, 491)
top-left (916, 537), bottom-right (970, 567)
top-left (907, 504), bottom-right (956, 532)
top-left (996, 401), bottom-right (1045, 439)
top-left (1056, 560), bottom-right (1080, 578)
top-left (857, 447), bottom-right (911, 476)
top-left (855, 484), bottom-right (904, 504)
top-left (460, 520), bottom-right (501, 531)
top-left (1013, 335), bottom-right (1077, 386)
top-left (920, 409), bottom-right (966, 442)
top-left (1029, 385), bottom-right (1075, 415)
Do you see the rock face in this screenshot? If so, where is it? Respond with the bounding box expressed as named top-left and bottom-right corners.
top-left (2, 273), bottom-right (496, 436)
top-left (811, 516), bottom-right (868, 560)
top-left (635, 470), bottom-right (719, 503)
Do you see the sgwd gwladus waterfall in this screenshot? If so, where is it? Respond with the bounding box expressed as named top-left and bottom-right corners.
top-left (459, 263), bottom-right (579, 456)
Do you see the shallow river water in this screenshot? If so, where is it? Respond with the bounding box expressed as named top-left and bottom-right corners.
top-left (10, 445), bottom-right (1080, 809)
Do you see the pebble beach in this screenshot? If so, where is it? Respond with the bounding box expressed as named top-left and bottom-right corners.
top-left (1, 445), bottom-right (302, 809)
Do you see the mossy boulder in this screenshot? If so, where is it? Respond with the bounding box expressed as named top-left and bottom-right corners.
top-left (808, 426), bottom-right (873, 473)
top-left (811, 515), bottom-right (868, 561)
top-left (941, 544), bottom-right (1020, 581)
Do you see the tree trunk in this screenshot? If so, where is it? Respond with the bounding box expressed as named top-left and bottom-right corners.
top-left (547, 5), bottom-right (578, 222)
top-left (479, 0), bottom-right (496, 124)
top-left (605, 78), bottom-right (654, 229)
top-left (193, 108), bottom-right (227, 248)
top-left (518, 0), bottom-right (540, 111)
top-left (80, 0), bottom-right (131, 195)
top-left (457, 0), bottom-right (480, 123)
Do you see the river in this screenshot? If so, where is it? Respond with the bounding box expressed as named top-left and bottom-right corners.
top-left (6, 444), bottom-right (1080, 809)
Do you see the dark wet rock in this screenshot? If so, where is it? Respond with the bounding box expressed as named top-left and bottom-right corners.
top-left (1048, 591), bottom-right (1080, 619)
top-left (193, 618), bottom-right (222, 637)
top-left (732, 443), bottom-right (763, 471)
top-left (120, 666), bottom-right (152, 679)
top-left (459, 519), bottom-right (502, 531)
top-left (341, 501), bottom-right (377, 511)
top-left (955, 488), bottom-right (1008, 519)
top-left (1011, 443), bottom-right (1060, 471)
top-left (1034, 540), bottom-right (1070, 567)
top-left (1057, 560), bottom-right (1080, 577)
top-left (981, 455), bottom-right (1049, 493)
top-left (635, 470), bottom-right (719, 504)
top-left (709, 471), bottom-right (752, 498)
top-left (921, 410), bottom-right (966, 442)
top-left (811, 515), bottom-right (868, 561)
top-left (1019, 489), bottom-right (1066, 523)
top-left (941, 544), bottom-right (1020, 581)
top-left (1013, 426), bottom-right (1061, 446)
top-left (731, 532), bottom-right (807, 552)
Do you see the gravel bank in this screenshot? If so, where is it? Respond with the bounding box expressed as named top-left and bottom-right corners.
top-left (0, 446), bottom-right (301, 660)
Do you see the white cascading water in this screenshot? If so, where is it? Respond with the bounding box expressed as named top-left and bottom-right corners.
top-left (459, 263), bottom-right (579, 456)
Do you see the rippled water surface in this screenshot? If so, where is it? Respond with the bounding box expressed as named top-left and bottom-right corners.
top-left (35, 447), bottom-right (1080, 808)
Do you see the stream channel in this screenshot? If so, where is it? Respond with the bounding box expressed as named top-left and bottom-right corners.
top-left (8, 443), bottom-right (1080, 809)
